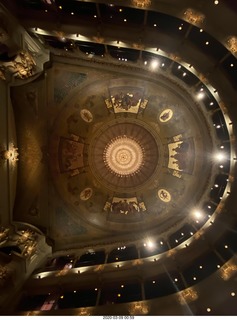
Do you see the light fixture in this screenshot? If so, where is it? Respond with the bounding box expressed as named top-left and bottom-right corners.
top-left (150, 60), bottom-right (159, 70)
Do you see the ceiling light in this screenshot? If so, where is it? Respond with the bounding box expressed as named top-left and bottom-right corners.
top-left (231, 292), bottom-right (235, 297)
top-left (119, 8), bottom-right (123, 12)
top-left (197, 92), bottom-right (205, 100)
top-left (59, 5), bottom-right (62, 9)
top-left (152, 280), bottom-right (156, 284)
top-left (178, 65), bottom-right (181, 69)
top-left (193, 210), bottom-right (202, 219)
top-left (199, 265), bottom-right (203, 269)
top-left (147, 241), bottom-right (155, 248)
top-left (200, 29), bottom-right (203, 32)
top-left (183, 72), bottom-right (187, 77)
top-left (121, 285), bottom-right (124, 288)
top-left (174, 278), bottom-right (178, 282)
top-left (225, 245), bottom-right (228, 249)
top-left (214, 152), bottom-right (226, 162)
top-left (71, 12), bottom-right (74, 15)
top-left (214, 0), bottom-right (219, 4)
top-left (154, 23), bottom-right (157, 27)
top-left (207, 308), bottom-right (211, 312)
top-left (150, 60), bottom-right (159, 69)
top-left (230, 63), bottom-right (234, 67)
top-left (124, 19), bottom-right (127, 22)
top-left (205, 41), bottom-right (209, 45)
top-left (193, 277), bottom-right (196, 280)
top-left (94, 15), bottom-right (97, 18)
top-left (217, 265), bottom-right (220, 268)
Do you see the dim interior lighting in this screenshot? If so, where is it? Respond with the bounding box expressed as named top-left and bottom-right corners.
top-left (207, 308), bottom-right (211, 312)
top-left (225, 245), bottom-right (228, 249)
top-left (59, 5), bottom-right (62, 9)
top-left (71, 12), bottom-right (74, 15)
top-left (231, 292), bottom-right (236, 297)
top-left (217, 264), bottom-right (221, 268)
top-left (199, 265), bottom-right (203, 269)
top-left (205, 41), bottom-right (209, 45)
top-left (200, 28), bottom-right (203, 32)
top-left (214, 0), bottom-right (219, 4)
top-left (174, 278), bottom-right (178, 282)
top-left (124, 19), bottom-right (127, 22)
top-left (74, 290), bottom-right (76, 293)
top-left (95, 288), bottom-right (98, 291)
top-left (121, 285), bottom-right (124, 288)
top-left (60, 295), bottom-right (64, 299)
top-left (152, 280), bottom-right (156, 284)
top-left (193, 277), bottom-right (196, 280)
top-left (154, 23), bottom-right (157, 27)
top-left (117, 293), bottom-right (121, 297)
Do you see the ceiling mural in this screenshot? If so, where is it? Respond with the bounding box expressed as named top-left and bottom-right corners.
top-left (48, 68), bottom-right (214, 237)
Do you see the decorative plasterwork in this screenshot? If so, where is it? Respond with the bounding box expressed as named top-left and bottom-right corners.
top-left (183, 8), bottom-right (205, 25)
top-left (132, 0), bottom-right (151, 9)
top-left (103, 136), bottom-right (145, 177)
top-left (227, 36), bottom-right (237, 54)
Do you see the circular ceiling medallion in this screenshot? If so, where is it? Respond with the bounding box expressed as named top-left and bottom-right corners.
top-left (158, 189), bottom-right (171, 202)
top-left (103, 136), bottom-right (144, 177)
top-left (159, 109), bottom-right (173, 122)
top-left (89, 120), bottom-right (160, 192)
top-left (80, 109), bottom-right (93, 123)
top-left (80, 187), bottom-right (93, 201)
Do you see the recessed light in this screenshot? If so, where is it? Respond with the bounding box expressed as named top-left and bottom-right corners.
top-left (207, 308), bottom-right (211, 312)
top-left (214, 0), bottom-right (219, 4)
top-left (200, 29), bottom-right (203, 32)
top-left (59, 5), bottom-right (62, 9)
top-left (231, 292), bottom-right (235, 297)
top-left (205, 41), bottom-right (209, 45)
top-left (124, 19), bottom-right (127, 22)
top-left (230, 63), bottom-right (234, 67)
top-left (71, 12), bottom-right (74, 15)
top-left (154, 23), bottom-right (157, 27)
